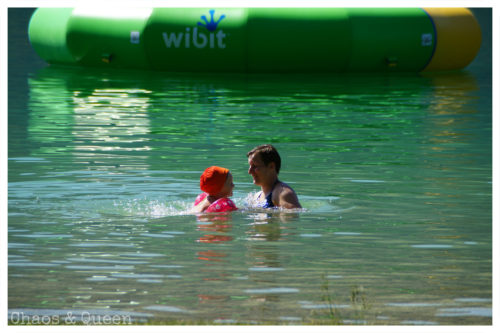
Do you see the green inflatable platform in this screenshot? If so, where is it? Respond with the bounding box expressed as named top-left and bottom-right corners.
top-left (28, 8), bottom-right (482, 73)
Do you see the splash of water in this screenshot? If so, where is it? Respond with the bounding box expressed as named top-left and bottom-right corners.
top-left (112, 197), bottom-right (194, 217)
top-left (104, 191), bottom-right (338, 219)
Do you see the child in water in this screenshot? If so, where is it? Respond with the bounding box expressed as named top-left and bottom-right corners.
top-left (191, 166), bottom-right (237, 213)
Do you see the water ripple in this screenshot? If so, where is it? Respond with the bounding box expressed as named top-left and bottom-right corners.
top-left (244, 287), bottom-right (299, 294)
top-left (436, 307), bottom-right (492, 317)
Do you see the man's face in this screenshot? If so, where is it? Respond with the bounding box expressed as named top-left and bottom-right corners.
top-left (248, 153), bottom-right (273, 186)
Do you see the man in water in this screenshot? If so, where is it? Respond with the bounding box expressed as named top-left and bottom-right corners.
top-left (247, 144), bottom-right (301, 209)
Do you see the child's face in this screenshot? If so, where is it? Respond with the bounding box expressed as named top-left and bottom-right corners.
top-left (219, 173), bottom-right (234, 197)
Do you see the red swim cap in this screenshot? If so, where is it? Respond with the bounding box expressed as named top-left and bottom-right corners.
top-left (200, 166), bottom-right (229, 195)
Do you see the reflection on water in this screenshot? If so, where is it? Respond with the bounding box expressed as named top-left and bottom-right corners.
top-left (8, 64), bottom-right (491, 324)
top-left (28, 71), bottom-right (154, 172)
top-left (71, 88), bottom-right (152, 162)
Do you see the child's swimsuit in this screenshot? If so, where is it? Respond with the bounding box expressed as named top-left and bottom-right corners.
top-left (194, 193), bottom-right (237, 213)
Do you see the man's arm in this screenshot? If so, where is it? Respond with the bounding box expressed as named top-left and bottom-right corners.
top-left (277, 186), bottom-right (302, 209)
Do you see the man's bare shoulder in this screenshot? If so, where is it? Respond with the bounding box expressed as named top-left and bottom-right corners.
top-left (275, 182), bottom-right (301, 209)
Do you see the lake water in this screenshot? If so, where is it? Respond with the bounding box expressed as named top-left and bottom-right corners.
top-left (7, 8), bottom-right (492, 325)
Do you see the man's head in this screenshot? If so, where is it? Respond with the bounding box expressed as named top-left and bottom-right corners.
top-left (247, 144), bottom-right (281, 174)
top-left (247, 144), bottom-right (281, 186)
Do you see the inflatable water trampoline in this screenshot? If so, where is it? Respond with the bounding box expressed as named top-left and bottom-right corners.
top-left (28, 8), bottom-right (481, 73)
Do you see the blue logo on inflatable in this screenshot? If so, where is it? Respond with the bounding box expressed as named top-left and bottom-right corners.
top-left (162, 9), bottom-right (227, 49)
top-left (198, 10), bottom-right (226, 32)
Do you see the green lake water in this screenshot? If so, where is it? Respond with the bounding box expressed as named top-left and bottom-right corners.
top-left (8, 8), bottom-right (492, 325)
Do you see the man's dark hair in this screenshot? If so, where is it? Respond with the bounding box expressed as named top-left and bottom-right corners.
top-left (247, 144), bottom-right (281, 174)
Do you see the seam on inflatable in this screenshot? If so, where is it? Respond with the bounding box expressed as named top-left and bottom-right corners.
top-left (420, 8), bottom-right (438, 72)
